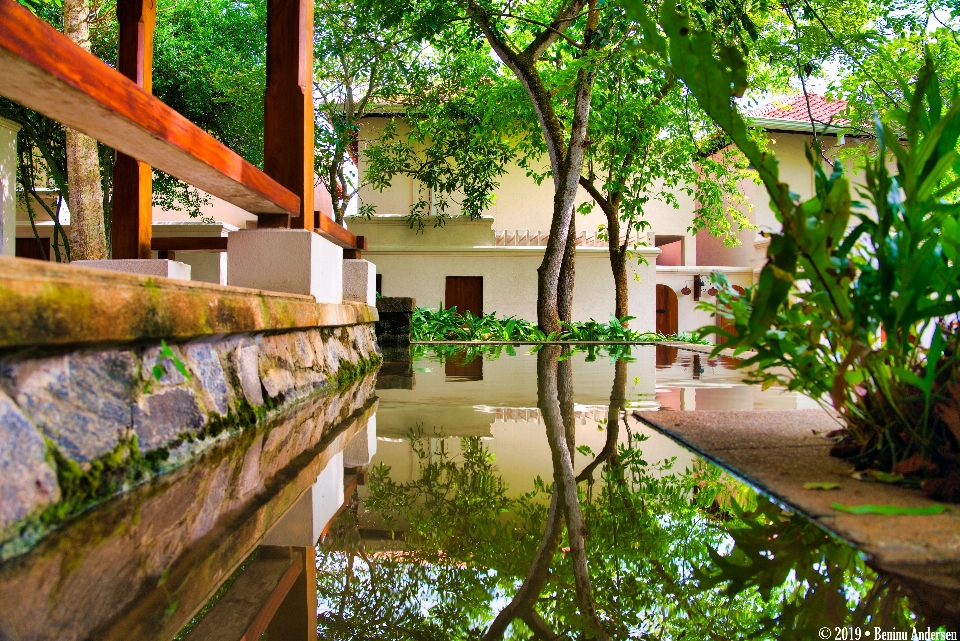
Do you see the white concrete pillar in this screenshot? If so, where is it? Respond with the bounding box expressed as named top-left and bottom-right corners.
top-left (343, 414), bottom-right (377, 468)
top-left (342, 259), bottom-right (376, 306)
top-left (0, 116), bottom-right (21, 257)
top-left (72, 259), bottom-right (191, 281)
top-left (227, 229), bottom-right (342, 303)
top-left (262, 451), bottom-right (344, 547)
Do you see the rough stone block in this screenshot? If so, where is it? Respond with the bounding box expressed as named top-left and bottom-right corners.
top-left (292, 332), bottom-right (316, 370)
top-left (343, 414), bottom-right (377, 468)
top-left (233, 343), bottom-right (263, 407)
top-left (227, 229), bottom-right (343, 303)
top-left (1, 351), bottom-right (138, 462)
top-left (342, 259), bottom-right (376, 307)
top-left (375, 297), bottom-right (416, 313)
top-left (0, 389), bottom-right (59, 532)
top-left (181, 341), bottom-right (228, 416)
top-left (73, 259), bottom-right (191, 281)
top-left (133, 388), bottom-right (205, 451)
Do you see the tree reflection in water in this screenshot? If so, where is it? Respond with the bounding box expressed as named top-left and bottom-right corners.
top-left (317, 349), bottom-right (922, 640)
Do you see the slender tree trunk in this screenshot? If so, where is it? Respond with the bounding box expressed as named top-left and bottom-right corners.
top-left (537, 71), bottom-right (594, 333)
top-left (557, 214), bottom-right (577, 324)
top-left (539, 346), bottom-right (611, 640)
top-left (64, 0), bottom-right (107, 260)
top-left (467, 0), bottom-right (598, 333)
top-left (482, 488), bottom-right (563, 640)
top-left (577, 357), bottom-right (626, 484)
top-left (606, 201), bottom-right (629, 323)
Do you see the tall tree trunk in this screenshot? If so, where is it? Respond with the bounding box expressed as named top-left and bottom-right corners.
top-left (539, 346), bottom-right (611, 640)
top-left (606, 201), bottom-right (629, 323)
top-left (557, 214), bottom-right (577, 324)
top-left (467, 0), bottom-right (597, 333)
top-left (537, 69), bottom-right (594, 333)
top-left (64, 0), bottom-right (107, 260)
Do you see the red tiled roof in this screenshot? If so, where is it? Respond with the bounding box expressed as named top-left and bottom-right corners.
top-left (750, 93), bottom-right (848, 124)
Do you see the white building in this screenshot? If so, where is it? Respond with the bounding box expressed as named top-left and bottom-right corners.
top-left (348, 93), bottom-right (852, 335)
top-left (7, 93), bottom-right (854, 337)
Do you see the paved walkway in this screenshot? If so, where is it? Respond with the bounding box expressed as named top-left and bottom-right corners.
top-left (633, 409), bottom-right (960, 620)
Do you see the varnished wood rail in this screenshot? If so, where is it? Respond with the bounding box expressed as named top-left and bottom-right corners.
top-left (0, 0), bottom-right (298, 218)
top-left (151, 237), bottom-right (229, 252)
top-left (314, 212), bottom-right (366, 251)
top-left (152, 228), bottom-right (365, 254)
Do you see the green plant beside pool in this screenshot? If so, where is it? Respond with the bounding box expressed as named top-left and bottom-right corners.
top-left (411, 306), bottom-right (709, 343)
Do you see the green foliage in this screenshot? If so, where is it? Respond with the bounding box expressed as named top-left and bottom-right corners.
top-left (830, 503), bottom-right (949, 516)
top-left (313, 0), bottom-right (426, 224)
top-left (6, 0), bottom-right (265, 243)
top-left (318, 428), bottom-right (923, 638)
top-left (411, 306), bottom-right (707, 343)
top-left (153, 340), bottom-right (191, 382)
top-left (631, 2), bottom-right (960, 482)
top-left (359, 34), bottom-right (517, 231)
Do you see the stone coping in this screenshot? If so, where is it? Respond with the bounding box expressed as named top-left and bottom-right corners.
top-left (376, 297), bottom-right (417, 313)
top-left (0, 256), bottom-right (377, 350)
top-left (633, 410), bottom-right (960, 590)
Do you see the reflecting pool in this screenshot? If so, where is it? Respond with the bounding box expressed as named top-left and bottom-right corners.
top-left (319, 345), bottom-right (954, 639)
top-left (1, 345), bottom-right (954, 639)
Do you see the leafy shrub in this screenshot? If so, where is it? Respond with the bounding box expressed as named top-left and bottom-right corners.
top-left (634, 1), bottom-right (960, 495)
top-left (411, 306), bottom-right (708, 343)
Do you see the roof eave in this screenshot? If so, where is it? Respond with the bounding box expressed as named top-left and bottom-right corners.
top-left (748, 116), bottom-right (848, 134)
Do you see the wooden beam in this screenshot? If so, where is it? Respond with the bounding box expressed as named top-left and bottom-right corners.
top-left (150, 237), bottom-right (228, 252)
top-left (314, 211), bottom-right (361, 250)
top-left (0, 0), bottom-right (299, 217)
top-left (263, 0), bottom-right (314, 229)
top-left (265, 547), bottom-right (317, 641)
top-left (182, 553), bottom-right (301, 641)
top-left (111, 0), bottom-right (156, 259)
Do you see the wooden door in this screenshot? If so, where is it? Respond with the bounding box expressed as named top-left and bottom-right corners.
top-left (445, 276), bottom-right (483, 317)
top-left (716, 285), bottom-right (745, 344)
top-left (445, 353), bottom-right (483, 381)
top-left (16, 237), bottom-right (50, 261)
top-left (655, 284), bottom-right (678, 336)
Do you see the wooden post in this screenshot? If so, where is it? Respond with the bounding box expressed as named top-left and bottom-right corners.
top-left (264, 546), bottom-right (317, 641)
top-left (262, 0), bottom-right (314, 230)
top-left (111, 0), bottom-right (155, 259)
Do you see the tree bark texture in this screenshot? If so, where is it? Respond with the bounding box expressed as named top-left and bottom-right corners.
top-left (580, 178), bottom-right (630, 324)
top-left (557, 214), bottom-right (576, 324)
top-left (64, 0), bottom-right (107, 260)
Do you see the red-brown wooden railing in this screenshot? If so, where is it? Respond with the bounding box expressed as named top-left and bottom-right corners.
top-left (0, 0), bottom-right (364, 252)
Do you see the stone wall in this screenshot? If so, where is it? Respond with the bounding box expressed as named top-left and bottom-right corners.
top-left (0, 383), bottom-right (377, 641)
top-left (0, 322), bottom-right (381, 558)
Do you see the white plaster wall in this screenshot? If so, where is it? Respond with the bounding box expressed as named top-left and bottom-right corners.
top-left (151, 190), bottom-right (257, 229)
top-left (349, 214), bottom-right (496, 247)
top-left (656, 266), bottom-right (754, 335)
top-left (366, 247), bottom-right (659, 330)
top-left (0, 116), bottom-right (20, 256)
top-left (357, 116), bottom-right (694, 251)
top-left (151, 221), bottom-right (233, 285)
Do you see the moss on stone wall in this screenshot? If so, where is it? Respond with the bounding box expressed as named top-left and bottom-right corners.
top-left (0, 340), bottom-right (381, 562)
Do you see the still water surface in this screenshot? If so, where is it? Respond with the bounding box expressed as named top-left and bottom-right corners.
top-left (316, 345), bottom-right (944, 639)
top-left (0, 345), bottom-right (948, 639)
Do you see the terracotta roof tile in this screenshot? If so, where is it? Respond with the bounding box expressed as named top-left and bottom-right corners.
top-left (750, 93), bottom-right (848, 124)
